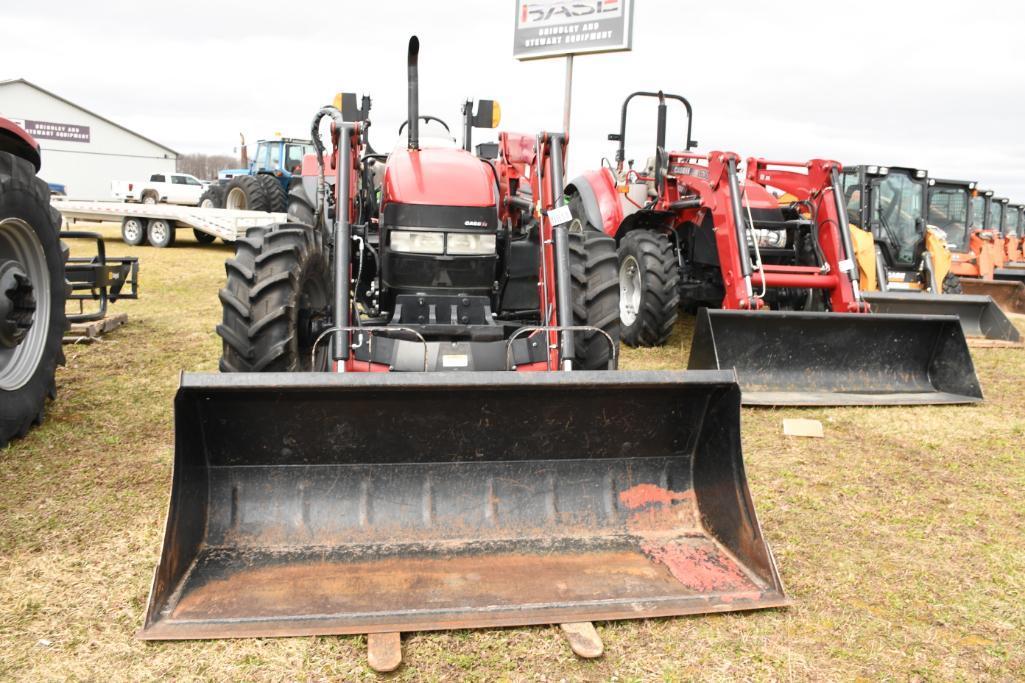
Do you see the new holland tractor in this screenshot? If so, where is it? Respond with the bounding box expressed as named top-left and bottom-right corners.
top-left (563, 91), bottom-right (981, 405)
top-left (140, 39), bottom-right (787, 668)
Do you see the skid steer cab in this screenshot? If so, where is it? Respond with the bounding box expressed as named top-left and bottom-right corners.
top-left (141, 37), bottom-right (788, 669)
top-left (563, 91), bottom-right (981, 405)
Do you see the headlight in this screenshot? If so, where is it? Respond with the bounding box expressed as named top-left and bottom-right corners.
top-left (446, 233), bottom-right (496, 255)
top-left (390, 230), bottom-right (444, 254)
top-left (749, 229), bottom-right (786, 248)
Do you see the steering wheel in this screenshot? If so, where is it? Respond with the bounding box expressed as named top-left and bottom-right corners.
top-left (398, 116), bottom-right (450, 134)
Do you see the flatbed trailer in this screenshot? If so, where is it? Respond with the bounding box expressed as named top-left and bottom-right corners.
top-left (51, 199), bottom-right (285, 246)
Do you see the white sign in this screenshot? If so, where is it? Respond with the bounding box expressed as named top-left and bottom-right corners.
top-left (513, 0), bottom-right (634, 60)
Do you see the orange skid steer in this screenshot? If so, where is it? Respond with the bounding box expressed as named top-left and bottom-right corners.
top-left (140, 39), bottom-right (786, 666)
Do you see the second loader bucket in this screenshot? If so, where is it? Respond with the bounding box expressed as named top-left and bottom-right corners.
top-left (962, 278), bottom-right (1025, 315)
top-left (862, 291), bottom-right (1020, 342)
top-left (140, 370), bottom-right (787, 640)
top-left (687, 309), bottom-right (983, 406)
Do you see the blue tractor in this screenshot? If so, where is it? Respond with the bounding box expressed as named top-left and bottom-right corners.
top-left (200, 136), bottom-right (315, 213)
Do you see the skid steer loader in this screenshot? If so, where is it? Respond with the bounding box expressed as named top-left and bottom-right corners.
top-left (564, 92), bottom-right (981, 405)
top-left (926, 180), bottom-right (1025, 316)
top-left (140, 40), bottom-right (787, 667)
top-left (834, 170), bottom-right (1019, 341)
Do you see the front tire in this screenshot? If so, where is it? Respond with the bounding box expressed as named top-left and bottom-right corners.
top-left (942, 272), bottom-right (963, 294)
top-left (198, 185), bottom-right (225, 210)
top-left (569, 229), bottom-right (620, 369)
top-left (217, 223), bottom-right (332, 372)
top-left (121, 216), bottom-right (146, 246)
top-left (617, 230), bottom-right (680, 347)
top-left (0, 151), bottom-right (67, 447)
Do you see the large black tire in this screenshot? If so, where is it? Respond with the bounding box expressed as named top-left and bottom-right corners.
top-left (0, 151), bottom-right (67, 447)
top-left (147, 219), bottom-right (176, 248)
top-left (287, 183), bottom-right (319, 229)
top-left (616, 230), bottom-right (680, 347)
top-left (192, 229), bottom-right (217, 245)
top-left (255, 175), bottom-right (287, 213)
top-left (569, 229), bottom-right (621, 370)
top-left (198, 185), bottom-right (225, 209)
top-left (942, 272), bottom-right (963, 294)
top-left (224, 175), bottom-right (269, 212)
top-left (217, 223), bottom-right (332, 372)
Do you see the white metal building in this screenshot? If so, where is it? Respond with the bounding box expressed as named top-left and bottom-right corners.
top-left (0, 79), bottom-right (177, 198)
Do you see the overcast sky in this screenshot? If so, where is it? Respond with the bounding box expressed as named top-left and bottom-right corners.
top-left (2, 0), bottom-right (1023, 198)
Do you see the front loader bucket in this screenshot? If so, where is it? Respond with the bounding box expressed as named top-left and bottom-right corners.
top-left (862, 291), bottom-right (1020, 342)
top-left (687, 309), bottom-right (982, 406)
top-left (140, 371), bottom-right (787, 640)
top-left (994, 268), bottom-right (1025, 285)
top-left (960, 279), bottom-right (1025, 316)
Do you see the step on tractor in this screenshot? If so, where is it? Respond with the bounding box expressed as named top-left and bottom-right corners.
top-left (837, 169), bottom-right (1019, 341)
top-left (0, 117), bottom-right (137, 446)
top-left (564, 91), bottom-right (981, 405)
top-left (928, 179), bottom-right (1025, 316)
top-left (200, 136), bottom-right (318, 214)
top-left (140, 39), bottom-right (787, 666)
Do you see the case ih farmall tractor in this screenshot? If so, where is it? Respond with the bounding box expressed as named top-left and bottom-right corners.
top-left (140, 38), bottom-right (787, 666)
top-left (564, 91), bottom-right (980, 405)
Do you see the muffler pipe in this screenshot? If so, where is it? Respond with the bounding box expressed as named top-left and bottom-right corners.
top-left (407, 36), bottom-right (420, 150)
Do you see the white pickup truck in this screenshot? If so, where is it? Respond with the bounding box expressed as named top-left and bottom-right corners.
top-left (111, 173), bottom-right (207, 205)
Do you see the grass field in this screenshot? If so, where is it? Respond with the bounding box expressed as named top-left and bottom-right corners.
top-left (2, 223), bottom-right (1024, 681)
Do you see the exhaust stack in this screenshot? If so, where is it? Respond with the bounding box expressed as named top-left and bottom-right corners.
top-left (407, 36), bottom-right (419, 150)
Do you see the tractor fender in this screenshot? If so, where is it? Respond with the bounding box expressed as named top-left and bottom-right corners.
top-left (0, 117), bottom-right (41, 171)
top-left (565, 168), bottom-right (624, 239)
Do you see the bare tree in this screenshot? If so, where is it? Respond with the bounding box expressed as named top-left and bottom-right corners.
top-left (177, 153), bottom-right (242, 180)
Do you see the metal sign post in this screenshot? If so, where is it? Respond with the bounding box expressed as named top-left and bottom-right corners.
top-left (514, 0), bottom-right (634, 167)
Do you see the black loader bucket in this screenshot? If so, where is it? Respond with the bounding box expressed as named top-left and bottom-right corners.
top-left (140, 371), bottom-right (787, 640)
top-left (862, 292), bottom-right (1020, 342)
top-left (994, 267), bottom-right (1025, 285)
top-left (687, 309), bottom-right (982, 406)
top-left (960, 279), bottom-right (1025, 316)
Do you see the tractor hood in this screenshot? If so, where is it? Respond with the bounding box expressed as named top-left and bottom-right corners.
top-left (384, 147), bottom-right (496, 207)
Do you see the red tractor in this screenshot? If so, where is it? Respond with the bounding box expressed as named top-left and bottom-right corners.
top-left (141, 39), bottom-right (787, 666)
top-left (565, 91), bottom-right (980, 405)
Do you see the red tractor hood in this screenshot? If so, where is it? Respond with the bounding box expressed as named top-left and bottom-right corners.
top-left (0, 117), bottom-right (41, 171)
top-left (384, 147), bottom-right (495, 207)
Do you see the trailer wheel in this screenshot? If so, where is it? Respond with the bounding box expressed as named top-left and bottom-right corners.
top-left (147, 219), bottom-right (176, 248)
top-left (224, 176), bottom-right (269, 212)
top-left (569, 229), bottom-right (621, 369)
top-left (192, 229), bottom-right (216, 245)
top-left (0, 151), bottom-right (68, 447)
top-left (121, 216), bottom-right (146, 246)
top-left (617, 230), bottom-right (680, 347)
top-left (255, 175), bottom-right (287, 213)
top-left (217, 223), bottom-right (331, 372)
top-left (942, 272), bottom-right (963, 294)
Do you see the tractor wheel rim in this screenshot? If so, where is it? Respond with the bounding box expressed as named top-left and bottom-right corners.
top-left (151, 222), bottom-right (168, 243)
top-left (226, 188), bottom-right (246, 210)
top-left (124, 220), bottom-right (141, 242)
top-left (619, 255), bottom-right (641, 326)
top-left (0, 218), bottom-right (50, 390)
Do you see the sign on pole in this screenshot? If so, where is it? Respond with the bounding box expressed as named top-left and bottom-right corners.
top-left (513, 0), bottom-right (634, 61)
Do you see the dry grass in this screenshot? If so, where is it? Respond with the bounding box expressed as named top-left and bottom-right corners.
top-left (1, 222), bottom-right (1024, 681)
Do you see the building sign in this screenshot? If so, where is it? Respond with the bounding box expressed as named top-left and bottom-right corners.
top-left (11, 118), bottom-right (91, 143)
top-left (513, 0), bottom-right (633, 60)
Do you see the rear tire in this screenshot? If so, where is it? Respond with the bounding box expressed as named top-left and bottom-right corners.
top-left (217, 223), bottom-right (332, 372)
top-left (141, 192), bottom-right (159, 205)
top-left (569, 229), bottom-right (620, 370)
top-left (224, 176), bottom-right (269, 212)
top-left (942, 272), bottom-right (963, 294)
top-left (121, 216), bottom-right (146, 246)
top-left (0, 151), bottom-right (67, 447)
top-left (147, 219), bottom-right (176, 248)
top-left (255, 175), bottom-right (287, 213)
top-left (616, 230), bottom-right (680, 347)
top-left (192, 229), bottom-right (216, 244)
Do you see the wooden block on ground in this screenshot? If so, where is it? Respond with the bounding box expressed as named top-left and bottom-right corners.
top-left (560, 621), bottom-right (604, 659)
top-left (367, 632), bottom-right (402, 673)
top-left (783, 418), bottom-right (824, 438)
top-left (65, 312), bottom-right (127, 343)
